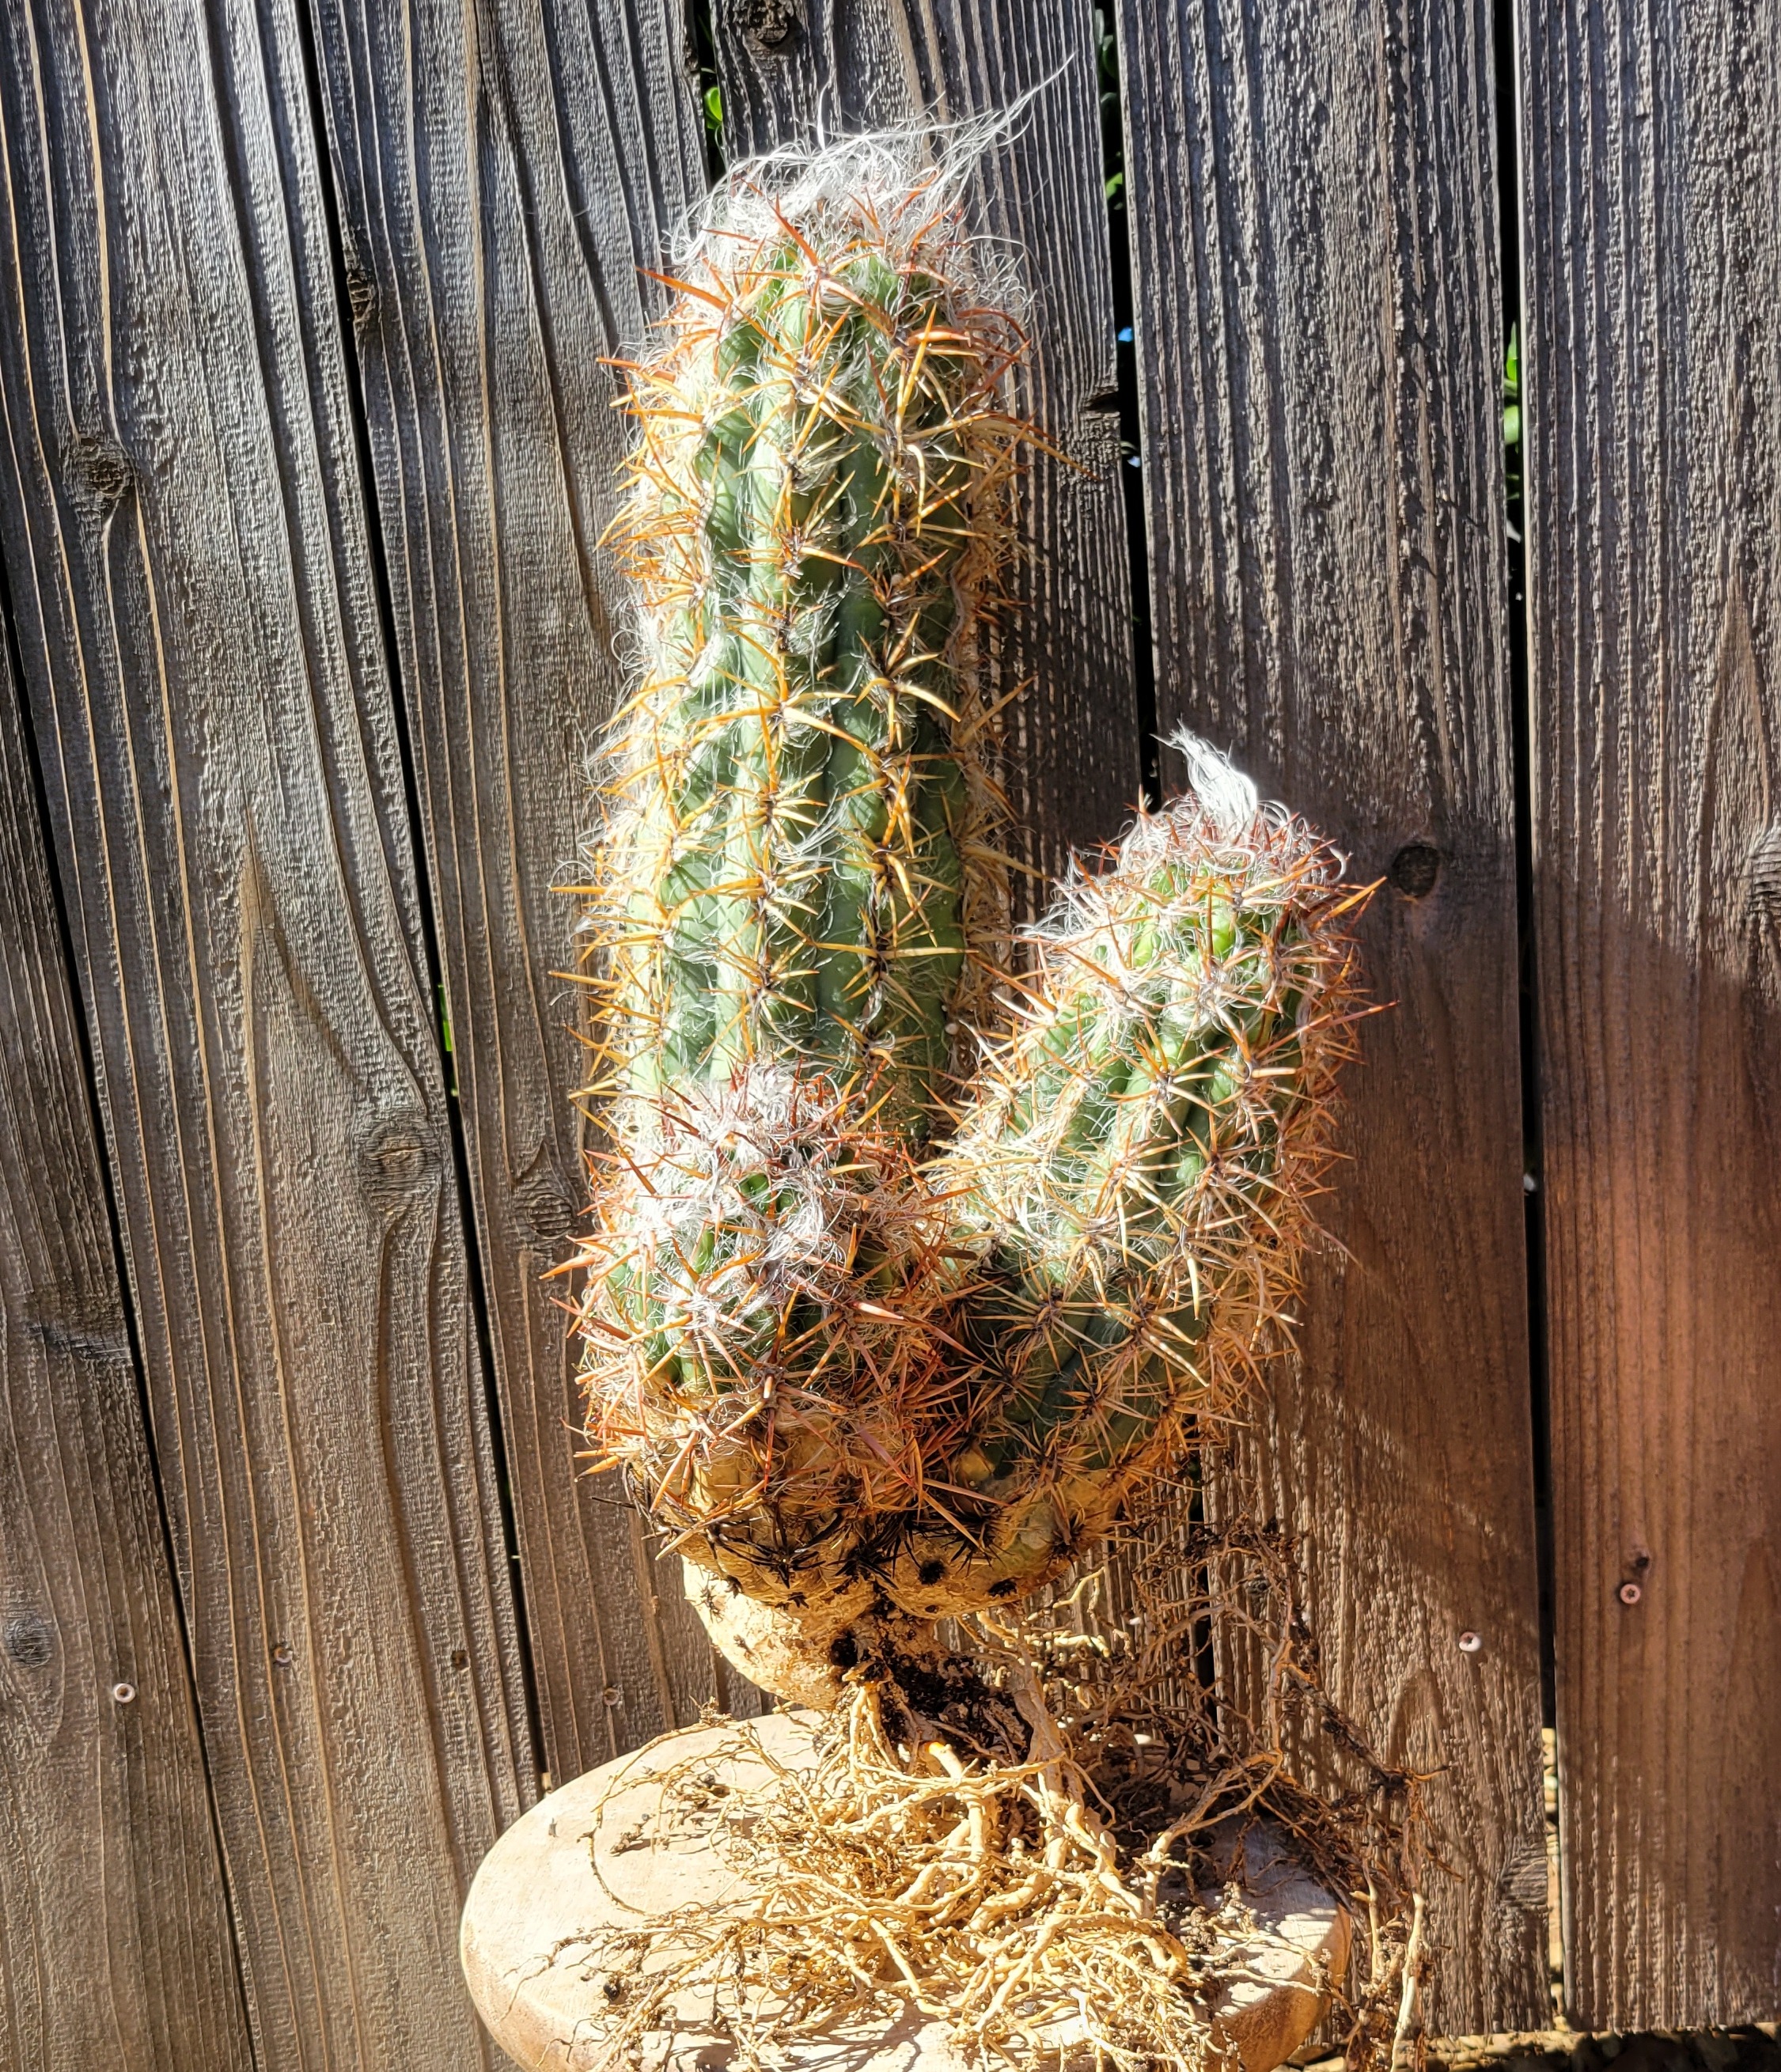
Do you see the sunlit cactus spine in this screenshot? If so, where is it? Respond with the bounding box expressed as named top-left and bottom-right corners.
top-left (573, 134), bottom-right (1366, 1703)
top-left (586, 137), bottom-right (1017, 1123)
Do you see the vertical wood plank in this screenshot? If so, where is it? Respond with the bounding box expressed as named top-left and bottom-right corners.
top-left (302, 0), bottom-right (752, 1784)
top-left (1117, 0), bottom-right (1548, 2030)
top-left (1519, 0), bottom-right (1781, 2028)
top-left (0, 0), bottom-right (532, 2061)
top-left (0, 627), bottom-right (253, 2070)
top-left (711, 0), bottom-right (1142, 885)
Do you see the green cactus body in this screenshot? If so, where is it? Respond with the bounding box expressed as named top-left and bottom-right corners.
top-left (579, 146), bottom-right (1017, 1612)
top-left (596, 223), bottom-right (1008, 1126)
top-left (908, 778), bottom-right (1358, 1606)
top-left (577, 141), bottom-right (1364, 1665)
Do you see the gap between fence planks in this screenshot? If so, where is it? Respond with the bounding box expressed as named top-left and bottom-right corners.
top-left (1520, 0), bottom-right (1781, 2027)
top-left (0, 0), bottom-right (531, 2063)
top-left (1115, 0), bottom-right (1548, 2032)
top-left (0, 623), bottom-right (253, 2070)
top-left (302, 0), bottom-right (760, 1786)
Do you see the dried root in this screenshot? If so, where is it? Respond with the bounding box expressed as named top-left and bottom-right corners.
top-left (573, 1512), bottom-right (1430, 2072)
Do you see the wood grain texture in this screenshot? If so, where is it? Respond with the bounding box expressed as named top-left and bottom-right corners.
top-left (0, 623), bottom-right (253, 2069)
top-left (1519, 0), bottom-right (1781, 2027)
top-left (303, 0), bottom-right (761, 1782)
top-left (1116, 0), bottom-right (1547, 2031)
top-left (0, 0), bottom-right (532, 2062)
top-left (711, 0), bottom-right (1143, 891)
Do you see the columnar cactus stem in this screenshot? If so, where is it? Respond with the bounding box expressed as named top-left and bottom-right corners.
top-left (589, 142), bottom-right (1017, 1126)
top-left (919, 748), bottom-right (1369, 1606)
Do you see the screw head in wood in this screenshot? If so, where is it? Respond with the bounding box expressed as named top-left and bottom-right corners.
top-left (1457, 1630), bottom-right (1484, 1653)
top-left (1618, 1581), bottom-right (1642, 1605)
top-left (112, 1681), bottom-right (137, 1703)
top-left (271, 1642), bottom-right (294, 1666)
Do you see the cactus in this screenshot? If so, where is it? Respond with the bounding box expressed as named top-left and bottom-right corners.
top-left (574, 136), bottom-right (1364, 1697)
top-left (909, 756), bottom-right (1364, 1609)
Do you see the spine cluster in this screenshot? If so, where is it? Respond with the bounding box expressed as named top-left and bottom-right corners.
top-left (574, 138), bottom-right (1365, 1664)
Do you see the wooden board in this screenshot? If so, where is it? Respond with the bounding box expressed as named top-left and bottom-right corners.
top-left (0, 616), bottom-right (253, 2068)
top-left (0, 0), bottom-right (532, 2062)
top-left (1518, 0), bottom-right (1781, 2028)
top-left (1115, 0), bottom-right (1548, 2032)
top-left (711, 0), bottom-right (1144, 887)
top-left (303, 0), bottom-right (756, 1782)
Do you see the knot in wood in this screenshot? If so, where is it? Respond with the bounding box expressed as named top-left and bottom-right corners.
top-left (357, 1112), bottom-right (437, 1205)
top-left (514, 1169), bottom-right (577, 1242)
top-left (737, 0), bottom-right (801, 49)
top-left (27, 1313), bottom-right (132, 1369)
top-left (67, 430), bottom-right (134, 509)
top-left (343, 266), bottom-right (377, 328)
top-left (1748, 821), bottom-right (1781, 924)
top-left (1495, 1838), bottom-right (1548, 1909)
top-left (5, 1612), bottom-right (54, 1668)
top-left (1389, 841), bottom-right (1441, 899)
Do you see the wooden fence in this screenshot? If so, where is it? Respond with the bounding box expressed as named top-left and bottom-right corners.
top-left (0, 0), bottom-right (1775, 2063)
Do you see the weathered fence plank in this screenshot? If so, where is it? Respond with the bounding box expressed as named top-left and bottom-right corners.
top-left (1519, 0), bottom-right (1781, 2028)
top-left (0, 633), bottom-right (252, 2069)
top-left (711, 0), bottom-right (1142, 887)
top-left (1116, 0), bottom-right (1548, 2031)
top-left (303, 0), bottom-right (752, 1782)
top-left (0, 0), bottom-right (531, 2062)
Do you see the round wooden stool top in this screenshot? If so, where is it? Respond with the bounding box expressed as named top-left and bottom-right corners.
top-left (461, 1712), bottom-right (1350, 2072)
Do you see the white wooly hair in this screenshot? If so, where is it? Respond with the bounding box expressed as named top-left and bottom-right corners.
top-left (612, 1064), bottom-right (926, 1334)
top-left (629, 1062), bottom-right (826, 1162)
top-left (1028, 733), bottom-right (1332, 962)
top-left (667, 115), bottom-right (1033, 337)
top-left (1168, 730), bottom-right (1261, 839)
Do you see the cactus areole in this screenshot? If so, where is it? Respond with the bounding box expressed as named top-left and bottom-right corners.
top-left (574, 135), bottom-right (1365, 1710)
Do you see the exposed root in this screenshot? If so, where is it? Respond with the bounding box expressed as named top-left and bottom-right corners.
top-left (567, 1511), bottom-right (1429, 2072)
